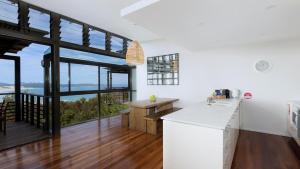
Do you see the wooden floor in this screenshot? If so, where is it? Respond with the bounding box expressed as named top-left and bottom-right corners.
top-left (0, 122), bottom-right (50, 151)
top-left (0, 116), bottom-right (299, 169)
top-left (232, 130), bottom-right (300, 169)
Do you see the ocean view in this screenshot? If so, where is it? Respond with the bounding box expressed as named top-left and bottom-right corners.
top-left (0, 84), bottom-right (127, 102)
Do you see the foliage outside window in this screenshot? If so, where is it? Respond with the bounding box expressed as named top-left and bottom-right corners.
top-left (60, 92), bottom-right (129, 127)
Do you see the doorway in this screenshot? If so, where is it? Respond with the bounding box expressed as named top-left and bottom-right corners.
top-left (0, 54), bottom-right (50, 151)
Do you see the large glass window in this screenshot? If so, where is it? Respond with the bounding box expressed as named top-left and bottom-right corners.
top-left (71, 64), bottom-right (98, 91)
top-left (60, 94), bottom-right (98, 127)
top-left (100, 92), bottom-right (128, 118)
top-left (0, 0), bottom-right (18, 24)
top-left (60, 48), bottom-right (126, 65)
top-left (100, 67), bottom-right (109, 90)
top-left (112, 73), bottom-right (128, 89)
top-left (60, 19), bottom-right (83, 45)
top-left (60, 62), bottom-right (69, 92)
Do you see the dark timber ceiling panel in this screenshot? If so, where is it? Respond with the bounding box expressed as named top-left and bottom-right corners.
top-left (0, 21), bottom-right (48, 55)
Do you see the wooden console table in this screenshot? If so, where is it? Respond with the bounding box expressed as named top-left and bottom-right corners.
top-left (128, 98), bottom-right (179, 133)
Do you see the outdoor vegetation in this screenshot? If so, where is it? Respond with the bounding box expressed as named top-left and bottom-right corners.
top-left (60, 92), bottom-right (129, 127)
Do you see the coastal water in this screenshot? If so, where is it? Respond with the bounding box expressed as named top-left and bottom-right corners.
top-left (0, 85), bottom-right (126, 102)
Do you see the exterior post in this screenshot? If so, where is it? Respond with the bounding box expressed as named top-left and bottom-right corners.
top-left (50, 13), bottom-right (61, 136)
top-left (15, 57), bottom-right (21, 121)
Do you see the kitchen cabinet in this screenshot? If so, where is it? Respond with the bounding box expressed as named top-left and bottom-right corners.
top-left (162, 99), bottom-right (241, 169)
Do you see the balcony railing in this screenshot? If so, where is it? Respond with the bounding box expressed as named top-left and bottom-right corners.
top-left (21, 93), bottom-right (49, 130)
top-left (0, 92), bottom-right (49, 132)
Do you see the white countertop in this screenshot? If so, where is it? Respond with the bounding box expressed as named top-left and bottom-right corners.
top-left (161, 99), bottom-right (241, 130)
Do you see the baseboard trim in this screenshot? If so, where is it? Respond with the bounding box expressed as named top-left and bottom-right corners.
top-left (240, 127), bottom-right (289, 137)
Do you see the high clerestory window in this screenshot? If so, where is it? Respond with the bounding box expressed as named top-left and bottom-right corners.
top-left (89, 28), bottom-right (105, 50)
top-left (28, 7), bottom-right (50, 37)
top-left (60, 18), bottom-right (83, 45)
top-left (0, 0), bottom-right (18, 23)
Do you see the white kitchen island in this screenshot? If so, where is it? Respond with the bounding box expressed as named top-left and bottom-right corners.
top-left (161, 99), bottom-right (241, 169)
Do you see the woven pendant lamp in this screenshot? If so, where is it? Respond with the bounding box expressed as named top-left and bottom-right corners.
top-left (126, 41), bottom-right (144, 65)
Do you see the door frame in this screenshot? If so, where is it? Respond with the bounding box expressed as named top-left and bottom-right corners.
top-left (0, 55), bottom-right (21, 121)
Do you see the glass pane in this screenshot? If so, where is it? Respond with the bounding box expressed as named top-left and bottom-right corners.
top-left (60, 48), bottom-right (126, 65)
top-left (131, 68), bottom-right (137, 90)
top-left (0, 59), bottom-right (14, 95)
top-left (71, 64), bottom-right (98, 91)
top-left (111, 36), bottom-right (123, 53)
top-left (112, 73), bottom-right (128, 89)
top-left (60, 94), bottom-right (98, 127)
top-left (100, 67), bottom-right (109, 90)
top-left (60, 62), bottom-right (69, 92)
top-left (0, 0), bottom-right (18, 23)
top-left (89, 28), bottom-right (105, 49)
top-left (60, 19), bottom-right (83, 45)
top-left (29, 8), bottom-right (50, 38)
top-left (100, 92), bottom-right (128, 118)
top-left (131, 91), bottom-right (137, 101)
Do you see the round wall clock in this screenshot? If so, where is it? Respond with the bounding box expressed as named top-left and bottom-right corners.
top-left (254, 60), bottom-right (271, 72)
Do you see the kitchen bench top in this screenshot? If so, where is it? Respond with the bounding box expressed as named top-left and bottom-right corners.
top-left (128, 98), bottom-right (179, 109)
top-left (161, 99), bottom-right (241, 130)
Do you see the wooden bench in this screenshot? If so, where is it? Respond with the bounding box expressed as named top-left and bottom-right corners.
top-left (144, 107), bottom-right (182, 135)
top-left (120, 109), bottom-right (130, 128)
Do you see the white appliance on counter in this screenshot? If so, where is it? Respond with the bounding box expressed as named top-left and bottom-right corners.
top-left (288, 101), bottom-right (300, 146)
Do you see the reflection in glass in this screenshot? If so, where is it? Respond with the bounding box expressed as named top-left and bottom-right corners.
top-left (111, 36), bottom-right (123, 53)
top-left (100, 67), bottom-right (109, 90)
top-left (100, 92), bottom-right (128, 118)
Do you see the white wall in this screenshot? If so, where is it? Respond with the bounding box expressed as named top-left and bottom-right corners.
top-left (136, 39), bottom-right (300, 136)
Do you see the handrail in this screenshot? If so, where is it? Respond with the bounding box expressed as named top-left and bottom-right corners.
top-left (0, 92), bottom-right (48, 97)
top-left (21, 92), bottom-right (46, 97)
top-left (0, 93), bottom-right (15, 96)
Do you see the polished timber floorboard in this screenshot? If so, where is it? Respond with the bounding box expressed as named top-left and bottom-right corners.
top-left (0, 122), bottom-right (50, 151)
top-left (0, 116), bottom-right (299, 169)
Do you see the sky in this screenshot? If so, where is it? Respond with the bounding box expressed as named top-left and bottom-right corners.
top-left (0, 0), bottom-right (128, 86)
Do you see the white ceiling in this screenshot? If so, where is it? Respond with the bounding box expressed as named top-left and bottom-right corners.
top-left (23, 0), bottom-right (159, 41)
top-left (23, 0), bottom-right (300, 50)
top-left (123, 0), bottom-right (300, 50)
